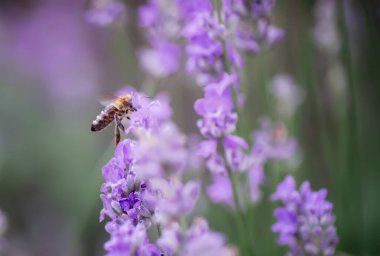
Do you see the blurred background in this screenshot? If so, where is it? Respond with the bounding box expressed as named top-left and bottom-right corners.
top-left (0, 0), bottom-right (379, 255)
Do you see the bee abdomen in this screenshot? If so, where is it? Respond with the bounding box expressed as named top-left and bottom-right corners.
top-left (91, 105), bottom-right (117, 132)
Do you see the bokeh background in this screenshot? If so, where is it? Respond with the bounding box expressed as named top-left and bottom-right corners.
top-left (0, 0), bottom-right (379, 255)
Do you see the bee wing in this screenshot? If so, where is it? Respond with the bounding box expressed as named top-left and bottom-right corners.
top-left (98, 93), bottom-right (118, 107)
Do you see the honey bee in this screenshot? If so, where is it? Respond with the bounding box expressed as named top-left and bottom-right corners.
top-left (91, 95), bottom-right (137, 146)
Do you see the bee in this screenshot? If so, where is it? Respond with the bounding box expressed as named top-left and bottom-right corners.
top-left (91, 95), bottom-right (137, 146)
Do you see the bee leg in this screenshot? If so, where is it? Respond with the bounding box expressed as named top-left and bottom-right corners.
top-left (115, 116), bottom-right (125, 132)
top-left (115, 124), bottom-right (121, 147)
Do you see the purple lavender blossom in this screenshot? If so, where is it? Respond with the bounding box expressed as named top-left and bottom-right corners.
top-left (197, 139), bottom-right (227, 175)
top-left (194, 74), bottom-right (238, 138)
top-left (157, 218), bottom-right (234, 256)
top-left (258, 20), bottom-right (285, 46)
top-left (233, 23), bottom-right (261, 53)
top-left (251, 0), bottom-right (276, 17)
top-left (86, 0), bottom-right (125, 26)
top-left (139, 0), bottom-right (181, 38)
top-left (223, 135), bottom-right (249, 172)
top-left (98, 90), bottom-right (236, 255)
top-left (96, 0), bottom-right (290, 253)
top-left (270, 74), bottom-right (305, 118)
top-left (182, 11), bottom-right (226, 85)
top-left (138, 0), bottom-right (182, 77)
top-left (271, 176), bottom-right (339, 256)
top-left (138, 1), bottom-right (160, 28)
top-left (241, 119), bottom-right (297, 204)
top-left (248, 165), bottom-right (265, 203)
top-left (223, 0), bottom-right (283, 55)
top-left (184, 218), bottom-right (235, 256)
top-left (207, 175), bottom-right (234, 207)
top-left (252, 119), bottom-right (297, 161)
top-left (120, 91), bottom-right (173, 134)
top-left (313, 0), bottom-right (341, 54)
top-left (156, 180), bottom-right (201, 224)
top-left (139, 42), bottom-right (181, 78)
top-left (104, 220), bottom-right (159, 256)
top-left (178, 0), bottom-right (213, 17)
top-left (100, 142), bottom-right (156, 226)
top-left (133, 122), bottom-right (188, 178)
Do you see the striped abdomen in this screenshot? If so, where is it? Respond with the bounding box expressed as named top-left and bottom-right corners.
top-left (91, 105), bottom-right (117, 132)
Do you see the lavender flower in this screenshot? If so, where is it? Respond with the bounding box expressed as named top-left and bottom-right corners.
top-left (86, 0), bottom-right (125, 26)
top-left (183, 218), bottom-right (235, 256)
top-left (100, 141), bottom-right (156, 226)
top-left (223, 0), bottom-right (284, 54)
top-left (271, 176), bottom-right (339, 256)
top-left (252, 119), bottom-right (297, 161)
top-left (104, 220), bottom-right (159, 256)
top-left (194, 73), bottom-right (238, 138)
top-left (156, 180), bottom-right (201, 224)
top-left (257, 20), bottom-right (285, 46)
top-left (248, 165), bottom-right (265, 203)
top-left (157, 218), bottom-right (235, 256)
top-left (138, 0), bottom-right (182, 77)
top-left (251, 0), bottom-right (276, 17)
top-left (207, 175), bottom-right (233, 207)
top-left (313, 0), bottom-right (341, 54)
top-left (139, 0), bottom-right (181, 38)
top-left (93, 0), bottom-right (300, 254)
top-left (223, 135), bottom-right (250, 172)
top-left (178, 0), bottom-right (213, 17)
top-left (182, 11), bottom-right (226, 85)
top-left (98, 90), bottom-right (235, 255)
top-left (120, 91), bottom-right (173, 134)
top-left (270, 74), bottom-right (305, 119)
top-left (197, 139), bottom-right (227, 175)
top-left (139, 42), bottom-right (181, 78)
top-left (133, 122), bottom-right (188, 178)
top-left (181, 4), bottom-right (286, 216)
top-left (233, 23), bottom-right (261, 53)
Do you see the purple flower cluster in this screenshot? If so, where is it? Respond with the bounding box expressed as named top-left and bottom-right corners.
top-left (85, 0), bottom-right (126, 26)
top-left (138, 0), bottom-right (182, 78)
top-left (270, 74), bottom-right (305, 119)
top-left (86, 1), bottom-right (340, 255)
top-left (203, 119), bottom-right (297, 206)
top-left (104, 220), bottom-right (160, 256)
top-left (99, 90), bottom-right (233, 255)
top-left (178, 0), bottom-right (291, 208)
top-left (182, 11), bottom-right (227, 85)
top-left (252, 119), bottom-right (297, 161)
top-left (194, 73), bottom-right (238, 138)
top-left (271, 176), bottom-right (339, 256)
top-left (157, 218), bottom-right (235, 256)
top-left (100, 155), bottom-right (156, 226)
top-left (182, 0), bottom-right (283, 84)
top-left (222, 0), bottom-right (284, 54)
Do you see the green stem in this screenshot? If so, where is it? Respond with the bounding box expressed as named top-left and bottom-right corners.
top-left (219, 138), bottom-right (254, 255)
top-left (156, 224), bottom-right (161, 237)
top-left (225, 160), bottom-right (243, 215)
top-left (213, 1), bottom-right (256, 254)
